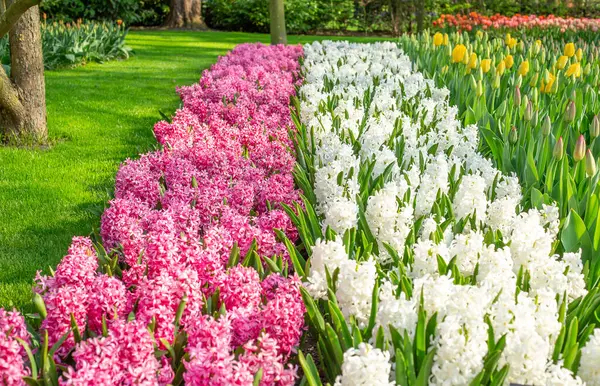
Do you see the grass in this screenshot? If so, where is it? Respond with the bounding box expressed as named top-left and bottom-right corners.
top-left (0, 30), bottom-right (390, 310)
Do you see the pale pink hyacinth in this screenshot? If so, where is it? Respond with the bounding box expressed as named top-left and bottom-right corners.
top-left (9, 43), bottom-right (307, 385)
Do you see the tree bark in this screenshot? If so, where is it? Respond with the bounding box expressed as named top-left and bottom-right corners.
top-left (165, 0), bottom-right (206, 29)
top-left (389, 0), bottom-right (401, 37)
top-left (0, 2), bottom-right (46, 144)
top-left (415, 0), bottom-right (424, 34)
top-left (269, 0), bottom-right (286, 45)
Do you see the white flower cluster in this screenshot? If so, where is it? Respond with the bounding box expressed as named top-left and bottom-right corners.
top-left (299, 41), bottom-right (596, 385)
top-left (334, 343), bottom-right (394, 386)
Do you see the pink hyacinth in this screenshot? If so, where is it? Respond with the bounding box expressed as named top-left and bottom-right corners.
top-left (0, 309), bottom-right (30, 385)
top-left (60, 320), bottom-right (162, 385)
top-left (31, 43), bottom-right (305, 384)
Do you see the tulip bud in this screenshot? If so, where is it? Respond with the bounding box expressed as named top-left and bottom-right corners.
top-left (493, 73), bottom-right (501, 89)
top-left (565, 101), bottom-right (576, 122)
top-left (570, 90), bottom-right (576, 102)
top-left (515, 74), bottom-right (523, 88)
top-left (530, 72), bottom-right (539, 87)
top-left (532, 87), bottom-right (539, 106)
top-left (554, 137), bottom-right (564, 160)
top-left (592, 115), bottom-right (600, 138)
top-left (476, 80), bottom-right (483, 97)
top-left (531, 109), bottom-right (539, 126)
top-left (542, 115), bottom-right (552, 136)
top-left (470, 74), bottom-right (477, 90)
top-left (509, 126), bottom-right (518, 144)
top-left (584, 63), bottom-right (592, 76)
top-left (574, 135), bottom-right (586, 162)
top-left (524, 101), bottom-right (533, 121)
top-left (514, 86), bottom-right (521, 107)
top-left (586, 150), bottom-right (597, 177)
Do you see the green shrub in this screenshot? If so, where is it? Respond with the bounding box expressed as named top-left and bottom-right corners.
top-left (40, 0), bottom-right (170, 25)
top-left (203, 0), bottom-right (337, 33)
top-left (0, 21), bottom-right (132, 71)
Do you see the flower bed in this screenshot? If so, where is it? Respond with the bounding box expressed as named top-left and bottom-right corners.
top-left (1, 43), bottom-right (305, 385)
top-left (433, 12), bottom-right (600, 33)
top-left (288, 41), bottom-right (600, 385)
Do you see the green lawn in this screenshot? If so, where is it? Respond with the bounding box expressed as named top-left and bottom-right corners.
top-left (0, 30), bottom-right (390, 310)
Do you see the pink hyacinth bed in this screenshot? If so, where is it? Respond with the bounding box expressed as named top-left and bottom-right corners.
top-left (1, 43), bottom-right (306, 385)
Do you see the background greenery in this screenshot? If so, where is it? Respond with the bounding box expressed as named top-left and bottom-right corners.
top-left (38, 0), bottom-right (600, 35)
top-left (0, 30), bottom-right (389, 311)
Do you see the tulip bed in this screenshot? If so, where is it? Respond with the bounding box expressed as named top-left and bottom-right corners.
top-left (3, 34), bottom-right (600, 386)
top-left (400, 31), bottom-right (600, 284)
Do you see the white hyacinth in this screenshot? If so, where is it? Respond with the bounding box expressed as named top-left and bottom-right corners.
top-left (334, 343), bottom-right (394, 386)
top-left (299, 40), bottom-right (589, 386)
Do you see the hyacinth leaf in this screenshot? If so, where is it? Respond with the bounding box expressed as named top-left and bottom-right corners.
top-left (22, 377), bottom-right (42, 386)
top-left (32, 292), bottom-right (47, 320)
top-left (70, 313), bottom-right (82, 344)
top-left (395, 348), bottom-right (409, 386)
top-left (363, 278), bottom-right (379, 341)
top-left (298, 351), bottom-right (323, 386)
top-left (227, 242), bottom-right (240, 268)
top-left (241, 239), bottom-right (257, 267)
top-left (174, 294), bottom-right (187, 329)
top-left (375, 326), bottom-right (386, 350)
top-left (325, 323), bottom-right (344, 370)
top-left (317, 339), bottom-right (337, 382)
top-left (327, 290), bottom-right (353, 350)
top-left (352, 323), bottom-right (363, 346)
top-left (301, 287), bottom-right (325, 333)
top-left (262, 255), bottom-right (281, 274)
top-left (276, 229), bottom-right (306, 278)
top-left (402, 332), bottom-right (417, 385)
top-left (15, 337), bottom-right (38, 380)
top-left (301, 194), bottom-right (323, 240)
top-left (414, 307), bottom-right (427, 370)
top-left (415, 348), bottom-right (436, 386)
top-left (489, 364), bottom-right (509, 386)
top-left (253, 368), bottom-right (263, 386)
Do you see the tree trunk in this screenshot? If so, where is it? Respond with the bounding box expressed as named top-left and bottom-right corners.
top-left (269, 0), bottom-right (286, 45)
top-left (389, 0), bottom-right (401, 37)
top-left (165, 0), bottom-right (206, 29)
top-left (415, 0), bottom-right (424, 34)
top-left (0, 2), bottom-right (46, 144)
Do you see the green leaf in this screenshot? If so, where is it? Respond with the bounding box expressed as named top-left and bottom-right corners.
top-left (253, 368), bottom-right (263, 386)
top-left (298, 351), bottom-right (322, 386)
top-left (415, 348), bottom-right (436, 386)
top-left (561, 210), bottom-right (591, 253)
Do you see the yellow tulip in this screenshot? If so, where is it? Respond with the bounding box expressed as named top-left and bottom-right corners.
top-left (556, 55), bottom-right (569, 70)
top-left (481, 59), bottom-right (492, 73)
top-left (504, 55), bottom-right (514, 69)
top-left (497, 60), bottom-right (506, 75)
top-left (452, 44), bottom-right (467, 63)
top-left (566, 62), bottom-right (581, 78)
top-left (462, 50), bottom-right (470, 65)
top-left (505, 33), bottom-right (512, 45)
top-left (468, 52), bottom-right (478, 69)
top-left (518, 60), bottom-right (529, 76)
top-left (544, 73), bottom-right (556, 93)
top-left (433, 32), bottom-right (444, 47)
top-left (564, 42), bottom-right (575, 58)
top-left (576, 48), bottom-right (583, 62)
top-left (507, 38), bottom-right (517, 49)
